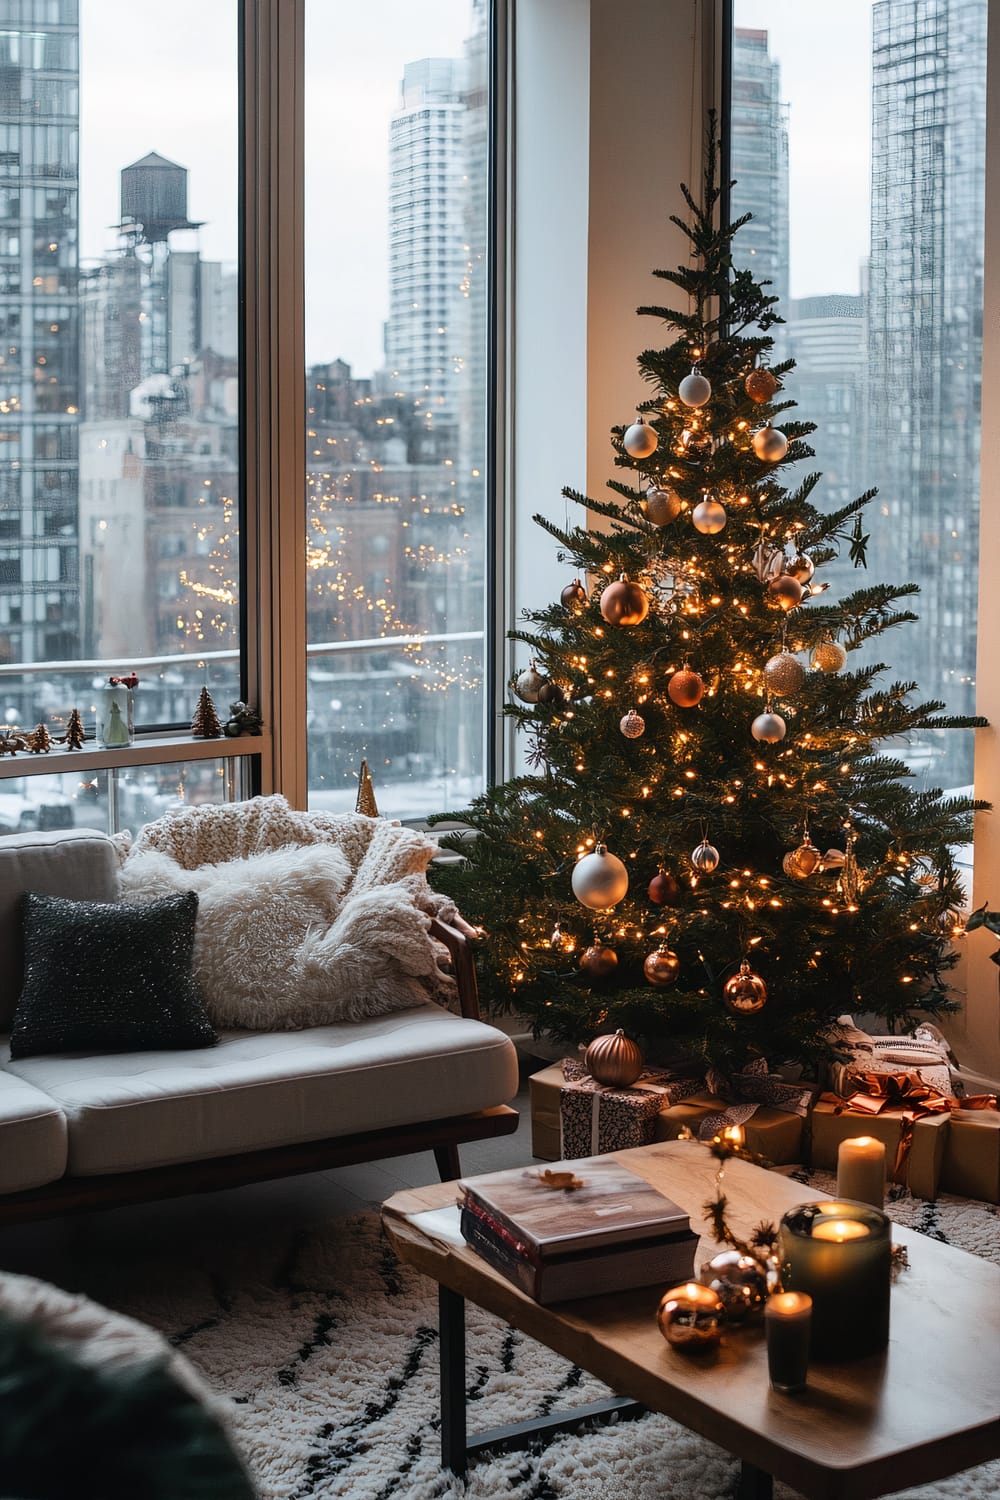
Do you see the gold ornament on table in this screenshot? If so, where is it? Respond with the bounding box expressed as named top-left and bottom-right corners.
top-left (584, 1027), bottom-right (643, 1086)
top-left (619, 708), bottom-right (646, 739)
top-left (811, 639), bottom-right (848, 673)
top-left (643, 944), bottom-right (681, 987)
top-left (642, 485), bottom-right (682, 527)
top-left (356, 758), bottom-right (379, 817)
top-left (722, 959), bottom-right (768, 1014)
top-left (599, 575), bottom-right (649, 627)
top-left (656, 1282), bottom-right (725, 1352)
top-left (763, 650), bottom-right (806, 695)
top-left (560, 578), bottom-right (587, 610)
top-left (745, 366), bottom-right (779, 404)
top-left (191, 686), bottom-right (223, 739)
top-left (667, 667), bottom-right (705, 708)
top-left (571, 843), bottom-right (629, 909)
top-left (579, 944), bottom-right (619, 979)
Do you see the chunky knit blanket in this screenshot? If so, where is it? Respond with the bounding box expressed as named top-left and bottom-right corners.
top-left (121, 795), bottom-right (464, 1029)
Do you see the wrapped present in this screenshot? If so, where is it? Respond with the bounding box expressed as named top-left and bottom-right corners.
top-left (528, 1063), bottom-right (565, 1161)
top-left (558, 1059), bottom-right (702, 1160)
top-left (655, 1090), bottom-right (806, 1165)
top-left (808, 1094), bottom-right (950, 1200)
top-left (825, 1017), bottom-right (955, 1098)
top-left (530, 1060), bottom-right (702, 1161)
top-left (942, 1106), bottom-right (1000, 1203)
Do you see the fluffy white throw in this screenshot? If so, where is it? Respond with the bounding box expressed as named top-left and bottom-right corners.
top-left (121, 796), bottom-right (461, 1028)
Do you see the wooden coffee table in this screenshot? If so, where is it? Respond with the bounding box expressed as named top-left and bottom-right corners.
top-left (382, 1141), bottom-right (1000, 1500)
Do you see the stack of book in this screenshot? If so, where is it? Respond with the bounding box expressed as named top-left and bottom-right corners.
top-left (458, 1156), bottom-right (697, 1304)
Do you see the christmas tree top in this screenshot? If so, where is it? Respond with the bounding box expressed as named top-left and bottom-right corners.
top-left (429, 119), bottom-right (988, 1077)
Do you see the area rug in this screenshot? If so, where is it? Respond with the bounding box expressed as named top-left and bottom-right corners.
top-left (94, 1171), bottom-right (998, 1500)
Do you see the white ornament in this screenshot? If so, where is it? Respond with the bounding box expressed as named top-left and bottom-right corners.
top-left (752, 425), bottom-right (789, 462)
top-left (571, 844), bottom-right (629, 910)
top-left (623, 417), bottom-right (658, 459)
top-left (692, 497), bottom-right (727, 534)
top-left (619, 709), bottom-right (646, 739)
top-left (678, 369), bottom-right (712, 408)
top-left (751, 710), bottom-right (787, 743)
top-left (514, 663), bottom-right (547, 703)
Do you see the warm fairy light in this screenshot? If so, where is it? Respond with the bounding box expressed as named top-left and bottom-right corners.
top-left (901, 975), bottom-right (914, 984)
top-left (534, 830), bottom-right (544, 839)
top-left (684, 769), bottom-right (696, 779)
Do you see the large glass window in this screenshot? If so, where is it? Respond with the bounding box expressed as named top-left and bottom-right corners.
top-left (304, 0), bottom-right (490, 820)
top-left (0, 0), bottom-right (239, 747)
top-left (730, 0), bottom-right (984, 793)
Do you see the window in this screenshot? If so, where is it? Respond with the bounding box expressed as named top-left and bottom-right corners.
top-left (729, 1), bottom-right (984, 793)
top-left (303, 0), bottom-right (490, 820)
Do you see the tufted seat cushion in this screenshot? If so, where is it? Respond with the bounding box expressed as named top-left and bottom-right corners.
top-left (0, 1073), bottom-right (67, 1191)
top-left (3, 1004), bottom-right (519, 1176)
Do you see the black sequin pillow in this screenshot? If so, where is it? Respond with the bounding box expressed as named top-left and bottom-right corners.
top-left (9, 891), bottom-right (217, 1059)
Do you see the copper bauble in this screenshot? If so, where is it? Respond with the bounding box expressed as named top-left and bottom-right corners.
top-left (657, 1282), bottom-right (725, 1351)
top-left (648, 867), bottom-right (682, 905)
top-left (763, 652), bottom-right (806, 695)
top-left (785, 835), bottom-right (821, 878)
top-left (768, 574), bottom-right (804, 611)
top-left (579, 945), bottom-right (618, 980)
top-left (514, 663), bottom-right (547, 703)
top-left (667, 668), bottom-right (705, 708)
top-left (537, 680), bottom-right (566, 706)
top-left (699, 1251), bottom-right (768, 1322)
top-left (619, 708), bottom-right (645, 739)
top-left (644, 945), bottom-right (680, 987)
top-left (752, 424), bottom-right (789, 462)
top-left (679, 428), bottom-right (713, 464)
top-left (745, 367), bottom-right (779, 404)
top-left (691, 838), bottom-right (720, 873)
top-left (584, 1028), bottom-right (642, 1086)
top-left (600, 577), bottom-right (649, 627)
top-left (787, 551), bottom-right (815, 584)
top-left (678, 368), bottom-right (712, 408)
top-left (623, 417), bottom-right (658, 458)
top-left (642, 486), bottom-right (682, 527)
top-left (751, 709), bottom-right (786, 744)
top-left (811, 640), bottom-right (848, 673)
top-left (571, 844), bottom-right (629, 909)
top-left (560, 578), bottom-right (587, 610)
top-left (722, 960), bottom-right (768, 1014)
top-left (692, 497), bottom-right (727, 534)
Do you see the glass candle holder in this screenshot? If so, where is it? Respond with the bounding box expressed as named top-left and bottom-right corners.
top-left (778, 1200), bottom-right (891, 1361)
top-left (765, 1291), bottom-right (812, 1392)
top-left (99, 682), bottom-right (134, 748)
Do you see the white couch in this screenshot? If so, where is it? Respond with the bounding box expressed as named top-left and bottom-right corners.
top-left (0, 827), bottom-right (519, 1224)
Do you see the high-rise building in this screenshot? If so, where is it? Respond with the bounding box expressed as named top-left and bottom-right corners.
top-left (0, 0), bottom-right (79, 668)
top-left (867, 0), bottom-right (985, 788)
top-left (730, 27), bottom-right (789, 348)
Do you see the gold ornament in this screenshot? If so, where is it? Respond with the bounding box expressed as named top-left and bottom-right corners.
top-left (768, 574), bottom-right (804, 611)
top-left (656, 1282), bottom-right (725, 1351)
top-left (691, 837), bottom-right (720, 873)
top-left (619, 708), bottom-right (645, 739)
top-left (579, 945), bottom-right (619, 980)
top-left (678, 427), bottom-right (713, 464)
top-left (571, 844), bottom-right (629, 909)
top-left (648, 867), bottom-right (682, 905)
top-left (692, 496), bottom-right (727, 534)
top-left (752, 424), bottom-right (789, 462)
top-left (356, 759), bottom-right (379, 817)
top-left (584, 1028), bottom-right (643, 1086)
top-left (723, 960), bottom-right (768, 1014)
top-left (811, 640), bottom-right (848, 673)
top-left (600, 576), bottom-right (649, 627)
top-left (699, 1250), bottom-right (768, 1322)
top-left (560, 579), bottom-right (587, 609)
top-left (623, 416), bottom-right (658, 458)
top-left (643, 945), bottom-right (680, 987)
top-left (642, 486), bottom-right (682, 527)
top-left (745, 367), bottom-right (779, 404)
top-left (839, 824), bottom-right (864, 904)
top-left (784, 832), bottom-right (821, 878)
top-left (667, 668), bottom-right (705, 708)
top-left (763, 652), bottom-right (806, 695)
top-left (787, 551), bottom-right (815, 583)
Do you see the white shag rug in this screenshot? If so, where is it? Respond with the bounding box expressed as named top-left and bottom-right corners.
top-left (90, 1171), bottom-right (998, 1500)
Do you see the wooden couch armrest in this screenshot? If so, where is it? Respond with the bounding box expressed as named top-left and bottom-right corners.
top-left (429, 915), bottom-right (481, 1020)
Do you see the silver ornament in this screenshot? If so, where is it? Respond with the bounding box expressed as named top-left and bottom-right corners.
top-left (571, 844), bottom-right (629, 910)
top-left (764, 652), bottom-right (806, 695)
top-left (692, 497), bottom-right (727, 534)
top-left (751, 710), bottom-right (787, 743)
top-left (514, 663), bottom-right (547, 703)
top-left (678, 368), bottom-right (712, 408)
top-left (691, 837), bottom-right (720, 873)
top-left (623, 417), bottom-right (658, 459)
top-left (619, 709), bottom-right (645, 739)
top-left (700, 1250), bottom-right (768, 1322)
top-left (752, 425), bottom-right (789, 462)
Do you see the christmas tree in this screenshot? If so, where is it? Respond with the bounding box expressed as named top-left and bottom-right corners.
top-left (191, 687), bottom-right (222, 739)
top-left (430, 122), bottom-right (988, 1077)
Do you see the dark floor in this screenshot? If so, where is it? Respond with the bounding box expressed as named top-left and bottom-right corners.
top-left (0, 1078), bottom-right (540, 1293)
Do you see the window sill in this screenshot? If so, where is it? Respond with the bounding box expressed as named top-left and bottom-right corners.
top-left (0, 731), bottom-right (269, 780)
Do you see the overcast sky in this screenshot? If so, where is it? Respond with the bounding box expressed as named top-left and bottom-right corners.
top-left (78, 2), bottom-right (871, 377)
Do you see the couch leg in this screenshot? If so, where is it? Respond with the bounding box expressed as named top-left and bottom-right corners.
top-left (434, 1144), bottom-right (462, 1181)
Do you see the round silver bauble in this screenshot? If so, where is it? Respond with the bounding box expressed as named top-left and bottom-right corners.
top-left (623, 417), bottom-right (658, 459)
top-left (571, 844), bottom-right (629, 910)
top-left (751, 710), bottom-right (787, 744)
top-left (752, 424), bottom-right (789, 463)
top-left (678, 369), bottom-right (712, 408)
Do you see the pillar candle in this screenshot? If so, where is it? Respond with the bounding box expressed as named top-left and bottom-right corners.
top-left (765, 1291), bottom-right (812, 1393)
top-left (779, 1201), bottom-right (891, 1360)
top-left (837, 1135), bottom-right (886, 1207)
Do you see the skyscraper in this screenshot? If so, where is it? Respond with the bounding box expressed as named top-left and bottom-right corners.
top-left (730, 27), bottom-right (789, 345)
top-left (867, 0), bottom-right (985, 787)
top-left (0, 0), bottom-right (79, 669)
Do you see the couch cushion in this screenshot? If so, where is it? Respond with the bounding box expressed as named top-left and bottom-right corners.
top-left (3, 1006), bottom-right (519, 1176)
top-left (0, 831), bottom-right (121, 1029)
top-left (0, 1073), bottom-right (67, 1191)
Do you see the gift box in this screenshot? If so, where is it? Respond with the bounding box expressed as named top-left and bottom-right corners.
top-left (942, 1108), bottom-right (1000, 1203)
top-left (808, 1096), bottom-right (950, 1201)
top-left (529, 1064), bottom-right (565, 1161)
top-left (655, 1090), bottom-right (806, 1165)
top-left (528, 1061), bottom-right (701, 1162)
top-left (559, 1079), bottom-right (665, 1159)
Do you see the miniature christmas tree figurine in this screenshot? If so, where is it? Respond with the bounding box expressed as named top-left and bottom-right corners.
top-left (24, 723), bottom-right (51, 754)
top-left (191, 687), bottom-right (223, 739)
top-left (356, 759), bottom-right (379, 818)
top-left (64, 708), bottom-right (86, 750)
top-left (429, 118), bottom-right (988, 1078)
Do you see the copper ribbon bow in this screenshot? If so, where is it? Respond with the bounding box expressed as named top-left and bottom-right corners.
top-left (827, 1073), bottom-right (951, 1185)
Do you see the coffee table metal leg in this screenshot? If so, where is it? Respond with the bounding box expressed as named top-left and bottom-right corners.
top-left (737, 1460), bottom-right (773, 1499)
top-left (439, 1284), bottom-right (468, 1475)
